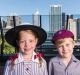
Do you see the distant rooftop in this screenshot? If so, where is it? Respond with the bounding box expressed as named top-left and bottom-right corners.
top-left (50, 4), bottom-right (61, 7)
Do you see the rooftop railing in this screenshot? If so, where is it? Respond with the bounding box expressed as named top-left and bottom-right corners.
top-left (1, 14), bottom-right (80, 75)
top-left (0, 15), bottom-right (80, 62)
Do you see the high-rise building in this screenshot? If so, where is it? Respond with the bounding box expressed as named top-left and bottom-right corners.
top-left (49, 4), bottom-right (62, 33)
top-left (66, 14), bottom-right (74, 29)
top-left (6, 16), bottom-right (21, 28)
top-left (62, 12), bottom-right (66, 29)
top-left (68, 18), bottom-right (77, 40)
top-left (77, 19), bottom-right (80, 40)
top-left (32, 10), bottom-right (41, 27)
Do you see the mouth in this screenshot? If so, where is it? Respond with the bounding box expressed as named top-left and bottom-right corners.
top-left (24, 49), bottom-right (30, 51)
top-left (21, 49), bottom-right (30, 53)
top-left (62, 52), bottom-right (69, 54)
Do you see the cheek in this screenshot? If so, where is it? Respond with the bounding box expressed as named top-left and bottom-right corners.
top-left (69, 45), bottom-right (74, 51)
top-left (32, 40), bottom-right (38, 47)
top-left (31, 43), bottom-right (37, 48)
top-left (57, 47), bottom-right (63, 52)
top-left (58, 49), bottom-right (63, 54)
top-left (18, 43), bottom-right (24, 49)
top-left (70, 47), bottom-right (74, 53)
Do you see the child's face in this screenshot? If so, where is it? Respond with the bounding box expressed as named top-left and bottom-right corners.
top-left (55, 38), bottom-right (75, 58)
top-left (18, 30), bottom-right (38, 55)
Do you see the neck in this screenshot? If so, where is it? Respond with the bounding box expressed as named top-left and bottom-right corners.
top-left (61, 56), bottom-right (72, 66)
top-left (23, 53), bottom-right (33, 62)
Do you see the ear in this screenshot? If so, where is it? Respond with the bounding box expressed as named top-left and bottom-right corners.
top-left (16, 40), bottom-right (19, 47)
top-left (36, 38), bottom-right (38, 45)
top-left (73, 41), bottom-right (75, 48)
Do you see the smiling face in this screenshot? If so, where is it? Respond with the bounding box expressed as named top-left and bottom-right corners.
top-left (55, 38), bottom-right (75, 58)
top-left (18, 30), bottom-right (38, 55)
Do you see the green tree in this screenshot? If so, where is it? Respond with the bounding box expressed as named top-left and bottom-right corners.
top-left (0, 35), bottom-right (15, 54)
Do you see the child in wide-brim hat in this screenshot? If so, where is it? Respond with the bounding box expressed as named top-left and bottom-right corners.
top-left (4, 24), bottom-right (48, 75)
top-left (49, 29), bottom-right (80, 75)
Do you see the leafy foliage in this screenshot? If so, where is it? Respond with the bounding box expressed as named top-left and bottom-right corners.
top-left (0, 35), bottom-right (15, 54)
top-left (3, 40), bottom-right (15, 54)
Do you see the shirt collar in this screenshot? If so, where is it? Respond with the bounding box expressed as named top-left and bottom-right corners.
top-left (71, 55), bottom-right (79, 62)
top-left (15, 51), bottom-right (39, 64)
top-left (55, 55), bottom-right (79, 65)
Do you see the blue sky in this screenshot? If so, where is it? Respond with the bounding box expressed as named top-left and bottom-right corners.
top-left (0, 0), bottom-right (80, 16)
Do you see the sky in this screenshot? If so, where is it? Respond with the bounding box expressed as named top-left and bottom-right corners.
top-left (0, 0), bottom-right (80, 16)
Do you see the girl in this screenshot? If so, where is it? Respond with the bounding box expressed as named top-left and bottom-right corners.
top-left (49, 29), bottom-right (80, 75)
top-left (4, 25), bottom-right (48, 75)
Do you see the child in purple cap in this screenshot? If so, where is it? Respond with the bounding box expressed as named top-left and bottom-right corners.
top-left (49, 29), bottom-right (80, 75)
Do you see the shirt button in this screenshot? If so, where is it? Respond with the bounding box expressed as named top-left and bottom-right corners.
top-left (26, 68), bottom-right (29, 70)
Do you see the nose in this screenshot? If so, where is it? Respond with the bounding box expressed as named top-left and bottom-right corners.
top-left (62, 46), bottom-right (67, 51)
top-left (24, 41), bottom-right (28, 47)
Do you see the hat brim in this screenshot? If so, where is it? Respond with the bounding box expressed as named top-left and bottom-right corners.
top-left (5, 25), bottom-right (47, 47)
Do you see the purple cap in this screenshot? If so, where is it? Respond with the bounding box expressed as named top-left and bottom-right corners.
top-left (52, 29), bottom-right (74, 44)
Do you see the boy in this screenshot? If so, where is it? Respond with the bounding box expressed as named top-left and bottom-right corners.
top-left (49, 29), bottom-right (80, 75)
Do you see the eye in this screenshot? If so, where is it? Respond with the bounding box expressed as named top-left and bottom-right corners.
top-left (19, 40), bottom-right (25, 43)
top-left (57, 45), bottom-right (62, 48)
top-left (30, 40), bottom-right (32, 42)
top-left (66, 44), bottom-right (70, 47)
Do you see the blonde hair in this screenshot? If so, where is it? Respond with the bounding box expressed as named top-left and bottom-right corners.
top-left (55, 38), bottom-right (74, 46)
top-left (18, 30), bottom-right (38, 41)
top-left (34, 48), bottom-right (43, 67)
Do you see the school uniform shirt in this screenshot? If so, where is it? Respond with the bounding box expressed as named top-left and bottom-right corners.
top-left (49, 55), bottom-right (80, 75)
top-left (4, 52), bottom-right (48, 75)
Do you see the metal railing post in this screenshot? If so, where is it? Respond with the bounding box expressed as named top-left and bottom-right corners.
top-left (0, 16), bottom-right (4, 57)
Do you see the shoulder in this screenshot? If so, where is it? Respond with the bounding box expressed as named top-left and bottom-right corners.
top-left (39, 57), bottom-right (47, 68)
top-left (5, 60), bottom-right (11, 65)
top-left (72, 55), bottom-right (80, 63)
top-left (41, 57), bottom-right (47, 65)
top-left (4, 59), bottom-right (12, 68)
top-left (49, 56), bottom-right (59, 64)
top-left (6, 53), bottom-right (19, 65)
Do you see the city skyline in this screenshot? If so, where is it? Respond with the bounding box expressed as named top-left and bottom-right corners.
top-left (0, 0), bottom-right (80, 16)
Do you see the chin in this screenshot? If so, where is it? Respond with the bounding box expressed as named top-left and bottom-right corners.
top-left (25, 51), bottom-right (32, 54)
top-left (62, 55), bottom-right (70, 58)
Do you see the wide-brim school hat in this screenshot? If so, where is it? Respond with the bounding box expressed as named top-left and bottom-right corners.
top-left (5, 24), bottom-right (47, 47)
top-left (52, 29), bottom-right (74, 44)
